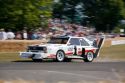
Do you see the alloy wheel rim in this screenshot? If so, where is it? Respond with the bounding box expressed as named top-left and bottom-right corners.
top-left (57, 52), bottom-right (64, 61)
top-left (87, 52), bottom-right (93, 61)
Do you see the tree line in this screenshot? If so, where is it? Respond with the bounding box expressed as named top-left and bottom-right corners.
top-left (0, 0), bottom-right (52, 31)
top-left (53, 0), bottom-right (125, 32)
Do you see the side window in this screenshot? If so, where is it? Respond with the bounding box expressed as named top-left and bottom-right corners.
top-left (80, 39), bottom-right (89, 46)
top-left (69, 38), bottom-right (80, 46)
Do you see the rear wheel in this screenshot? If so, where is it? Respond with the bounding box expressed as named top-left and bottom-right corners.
top-left (83, 51), bottom-right (94, 62)
top-left (56, 51), bottom-right (65, 62)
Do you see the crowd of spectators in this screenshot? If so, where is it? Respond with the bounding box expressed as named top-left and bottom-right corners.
top-left (0, 18), bottom-right (99, 40)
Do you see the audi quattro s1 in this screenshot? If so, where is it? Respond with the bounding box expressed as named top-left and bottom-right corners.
top-left (20, 36), bottom-right (104, 62)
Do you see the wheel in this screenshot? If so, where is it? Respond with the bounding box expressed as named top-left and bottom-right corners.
top-left (32, 59), bottom-right (42, 62)
top-left (83, 51), bottom-right (94, 62)
top-left (56, 51), bottom-right (65, 62)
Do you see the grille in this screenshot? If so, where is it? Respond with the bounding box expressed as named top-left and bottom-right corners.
top-left (28, 46), bottom-right (45, 52)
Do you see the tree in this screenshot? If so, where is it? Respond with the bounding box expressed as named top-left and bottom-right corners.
top-left (53, 0), bottom-right (84, 23)
top-left (52, 0), bottom-right (125, 32)
top-left (83, 0), bottom-right (125, 32)
top-left (0, 0), bottom-right (53, 31)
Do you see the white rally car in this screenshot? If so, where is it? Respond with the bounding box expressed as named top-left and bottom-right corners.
top-left (20, 36), bottom-right (104, 62)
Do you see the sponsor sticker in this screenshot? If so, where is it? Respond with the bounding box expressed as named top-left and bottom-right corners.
top-left (68, 47), bottom-right (73, 51)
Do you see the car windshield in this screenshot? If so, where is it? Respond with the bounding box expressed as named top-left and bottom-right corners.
top-left (48, 37), bottom-right (69, 44)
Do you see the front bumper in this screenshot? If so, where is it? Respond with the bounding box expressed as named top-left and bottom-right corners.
top-left (20, 52), bottom-right (46, 59)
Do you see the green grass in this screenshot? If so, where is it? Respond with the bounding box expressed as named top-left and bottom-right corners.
top-left (100, 44), bottom-right (125, 60)
top-left (0, 52), bottom-right (31, 62)
top-left (0, 44), bottom-right (125, 62)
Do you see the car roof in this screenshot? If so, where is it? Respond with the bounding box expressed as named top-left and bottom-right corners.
top-left (52, 36), bottom-right (86, 39)
top-left (51, 36), bottom-right (70, 39)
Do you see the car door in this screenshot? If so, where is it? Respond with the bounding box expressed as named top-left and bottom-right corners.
top-left (68, 38), bottom-right (82, 56)
top-left (80, 38), bottom-right (94, 56)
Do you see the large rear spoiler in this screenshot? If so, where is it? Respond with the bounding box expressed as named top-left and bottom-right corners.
top-left (94, 35), bottom-right (105, 57)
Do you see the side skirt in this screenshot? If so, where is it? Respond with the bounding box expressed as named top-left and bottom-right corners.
top-left (66, 55), bottom-right (84, 59)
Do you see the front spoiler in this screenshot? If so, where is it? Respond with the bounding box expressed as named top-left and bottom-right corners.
top-left (20, 52), bottom-right (43, 59)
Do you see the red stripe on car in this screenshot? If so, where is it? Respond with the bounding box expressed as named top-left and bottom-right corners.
top-left (78, 49), bottom-right (95, 55)
top-left (85, 49), bottom-right (95, 53)
top-left (48, 54), bottom-right (56, 58)
top-left (65, 52), bottom-right (73, 55)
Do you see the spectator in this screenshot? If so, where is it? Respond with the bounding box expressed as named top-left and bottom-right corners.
top-left (31, 31), bottom-right (39, 40)
top-left (15, 31), bottom-right (22, 40)
top-left (7, 29), bottom-right (15, 40)
top-left (0, 28), bottom-right (7, 40)
top-left (37, 32), bottom-right (43, 40)
top-left (27, 31), bottom-right (33, 40)
top-left (22, 30), bottom-right (28, 40)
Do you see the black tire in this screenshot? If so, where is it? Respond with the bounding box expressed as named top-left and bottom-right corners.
top-left (56, 50), bottom-right (65, 62)
top-left (83, 51), bottom-right (94, 62)
top-left (32, 59), bottom-right (42, 62)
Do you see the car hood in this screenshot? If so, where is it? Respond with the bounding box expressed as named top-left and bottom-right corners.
top-left (29, 44), bottom-right (66, 47)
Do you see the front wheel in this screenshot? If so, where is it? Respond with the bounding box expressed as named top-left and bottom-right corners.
top-left (83, 51), bottom-right (94, 62)
top-left (56, 51), bottom-right (65, 62)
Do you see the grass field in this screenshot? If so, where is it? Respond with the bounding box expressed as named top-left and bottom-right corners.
top-left (0, 44), bottom-right (125, 62)
top-left (0, 52), bottom-right (31, 62)
top-left (100, 44), bottom-right (125, 60)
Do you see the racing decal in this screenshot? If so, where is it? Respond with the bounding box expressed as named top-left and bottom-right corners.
top-left (68, 47), bottom-right (73, 51)
top-left (77, 48), bottom-right (83, 55)
top-left (78, 51), bottom-right (82, 55)
top-left (77, 49), bottom-right (95, 55)
top-left (85, 49), bottom-right (95, 53)
top-left (78, 48), bottom-right (81, 51)
top-left (66, 47), bottom-right (74, 55)
top-left (47, 54), bottom-right (56, 58)
top-left (65, 52), bottom-right (73, 55)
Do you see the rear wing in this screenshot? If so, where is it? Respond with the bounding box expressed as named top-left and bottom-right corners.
top-left (94, 36), bottom-right (105, 57)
